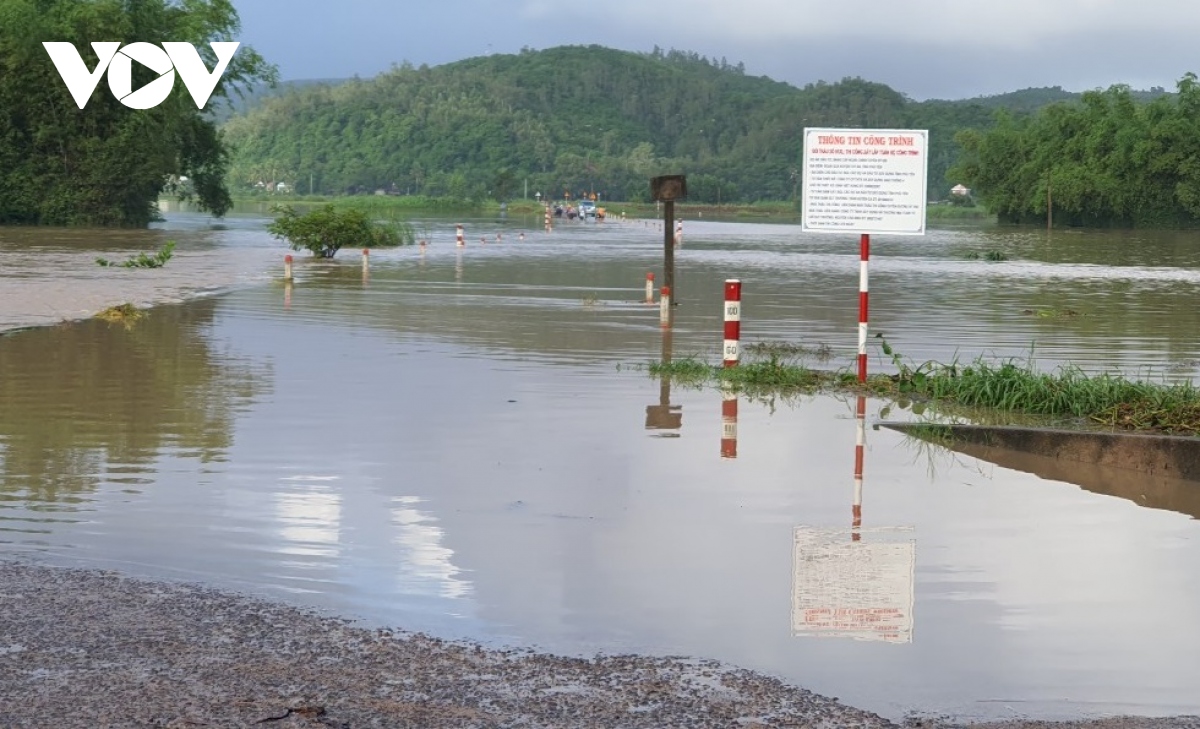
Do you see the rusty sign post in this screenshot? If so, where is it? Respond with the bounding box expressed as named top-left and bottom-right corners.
top-left (651, 175), bottom-right (686, 310)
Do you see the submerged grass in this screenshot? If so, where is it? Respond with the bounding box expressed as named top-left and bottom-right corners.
top-left (95, 303), bottom-right (144, 324)
top-left (645, 340), bottom-right (1200, 435)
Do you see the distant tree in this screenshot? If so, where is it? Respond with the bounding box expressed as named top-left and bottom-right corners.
top-left (491, 168), bottom-right (517, 202)
top-left (268, 204), bottom-right (413, 258)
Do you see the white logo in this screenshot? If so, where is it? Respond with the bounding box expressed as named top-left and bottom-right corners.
top-left (42, 41), bottom-right (240, 110)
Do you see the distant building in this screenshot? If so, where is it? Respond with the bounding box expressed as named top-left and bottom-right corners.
top-left (950, 184), bottom-right (971, 197)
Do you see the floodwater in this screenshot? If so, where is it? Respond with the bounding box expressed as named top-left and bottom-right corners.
top-left (2, 211), bottom-right (1200, 722)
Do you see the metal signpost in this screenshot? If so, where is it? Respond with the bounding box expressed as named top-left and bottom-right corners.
top-left (651, 175), bottom-right (687, 307)
top-left (801, 128), bottom-right (929, 382)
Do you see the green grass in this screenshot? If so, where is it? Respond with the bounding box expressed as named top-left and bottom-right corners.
top-left (914, 359), bottom-right (1200, 432)
top-left (928, 204), bottom-right (994, 221)
top-left (643, 340), bottom-right (1200, 435)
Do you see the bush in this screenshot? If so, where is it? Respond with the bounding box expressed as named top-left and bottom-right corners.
top-left (267, 204), bottom-right (414, 258)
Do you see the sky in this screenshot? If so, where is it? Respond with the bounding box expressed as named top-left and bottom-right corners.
top-left (232, 0), bottom-right (1200, 100)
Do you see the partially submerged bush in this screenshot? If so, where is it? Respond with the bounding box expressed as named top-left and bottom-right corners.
top-left (97, 241), bottom-right (175, 268)
top-left (95, 303), bottom-right (143, 323)
top-left (268, 204), bottom-right (414, 258)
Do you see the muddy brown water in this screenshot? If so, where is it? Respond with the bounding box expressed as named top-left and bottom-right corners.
top-left (2, 212), bottom-right (1200, 722)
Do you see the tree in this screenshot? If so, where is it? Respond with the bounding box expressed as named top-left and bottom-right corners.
top-left (267, 204), bottom-right (413, 258)
top-left (0, 0), bottom-right (276, 226)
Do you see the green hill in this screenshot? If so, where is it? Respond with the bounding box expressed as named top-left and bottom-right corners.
top-left (218, 45), bottom-right (1147, 203)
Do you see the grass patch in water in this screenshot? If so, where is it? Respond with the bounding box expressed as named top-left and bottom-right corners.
top-left (743, 341), bottom-right (834, 361)
top-left (919, 360), bottom-right (1200, 433)
top-left (96, 241), bottom-right (176, 268)
top-left (644, 339), bottom-right (1200, 435)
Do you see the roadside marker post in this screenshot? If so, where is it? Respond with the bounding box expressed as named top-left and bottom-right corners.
top-left (723, 279), bottom-right (741, 368)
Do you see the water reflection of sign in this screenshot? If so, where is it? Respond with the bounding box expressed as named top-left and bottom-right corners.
top-left (792, 526), bottom-right (915, 643)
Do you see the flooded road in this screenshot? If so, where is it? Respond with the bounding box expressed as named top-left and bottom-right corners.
top-left (2, 212), bottom-right (1200, 722)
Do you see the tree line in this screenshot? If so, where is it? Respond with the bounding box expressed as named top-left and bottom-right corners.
top-left (222, 45), bottom-right (1007, 204)
top-left (950, 75), bottom-right (1200, 227)
top-left (4, 0), bottom-right (1195, 228)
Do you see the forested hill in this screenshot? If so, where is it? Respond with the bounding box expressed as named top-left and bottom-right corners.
top-left (219, 45), bottom-right (1105, 202)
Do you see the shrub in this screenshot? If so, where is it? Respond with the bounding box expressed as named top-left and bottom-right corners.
top-left (267, 204), bottom-right (413, 258)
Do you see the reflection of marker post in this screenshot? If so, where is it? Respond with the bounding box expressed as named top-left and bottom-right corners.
top-left (723, 279), bottom-right (741, 367)
top-left (456, 224), bottom-right (465, 247)
top-left (853, 394), bottom-right (866, 542)
top-left (858, 233), bottom-right (870, 383)
top-left (721, 385), bottom-right (738, 459)
top-left (664, 201), bottom-right (675, 293)
top-left (645, 272), bottom-right (655, 304)
top-left (284, 281), bottom-right (292, 309)
top-left (675, 219), bottom-right (683, 248)
top-left (284, 254), bottom-right (293, 281)
top-left (659, 286), bottom-right (671, 327)
top-left (455, 250), bottom-right (463, 283)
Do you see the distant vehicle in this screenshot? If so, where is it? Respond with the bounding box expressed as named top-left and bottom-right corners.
top-left (579, 200), bottom-right (597, 219)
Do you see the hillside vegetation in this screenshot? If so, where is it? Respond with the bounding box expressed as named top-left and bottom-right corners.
top-left (224, 45), bottom-right (1018, 203)
top-left (951, 75), bottom-right (1200, 227)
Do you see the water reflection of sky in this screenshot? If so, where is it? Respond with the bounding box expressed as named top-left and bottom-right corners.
top-left (2, 216), bottom-right (1200, 721)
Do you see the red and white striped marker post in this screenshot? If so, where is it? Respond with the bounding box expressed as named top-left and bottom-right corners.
top-left (852, 394), bottom-right (866, 542)
top-left (544, 205), bottom-right (552, 233)
top-left (723, 279), bottom-right (741, 367)
top-left (362, 247), bottom-right (369, 269)
top-left (659, 286), bottom-right (671, 327)
top-left (284, 254), bottom-right (293, 281)
top-left (721, 384), bottom-right (738, 459)
top-left (456, 224), bottom-right (465, 247)
top-left (674, 220), bottom-right (683, 247)
top-left (645, 272), bottom-right (655, 304)
top-left (857, 233), bottom-right (870, 383)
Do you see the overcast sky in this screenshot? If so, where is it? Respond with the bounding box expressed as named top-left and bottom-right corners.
top-left (232, 0), bottom-right (1199, 100)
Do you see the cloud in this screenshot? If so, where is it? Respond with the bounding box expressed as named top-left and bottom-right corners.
top-left (530, 0), bottom-right (1191, 50)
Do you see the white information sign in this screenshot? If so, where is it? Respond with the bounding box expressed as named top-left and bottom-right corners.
top-left (792, 526), bottom-right (916, 643)
top-left (802, 128), bottom-right (929, 235)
